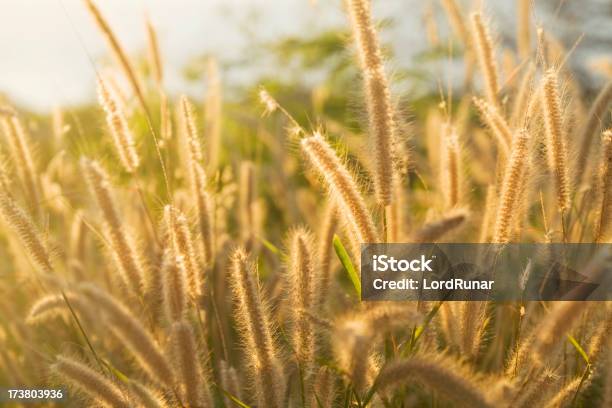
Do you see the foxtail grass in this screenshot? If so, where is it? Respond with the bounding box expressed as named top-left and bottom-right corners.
top-left (311, 366), bottom-right (336, 408)
top-left (541, 69), bottom-right (571, 213)
top-left (471, 12), bottom-right (499, 108)
top-left (459, 301), bottom-right (487, 360)
top-left (287, 227), bottom-right (317, 375)
top-left (80, 284), bottom-right (174, 385)
top-left (128, 380), bottom-right (169, 408)
top-left (543, 377), bottom-right (582, 408)
top-left (191, 162), bottom-right (214, 265)
top-left (334, 317), bottom-right (374, 394)
top-left (479, 185), bottom-right (497, 242)
top-left (219, 360), bottom-right (242, 407)
top-left (81, 158), bottom-right (144, 294)
top-left (180, 95), bottom-right (203, 163)
top-left (69, 209), bottom-right (87, 262)
top-left (376, 353), bottom-right (496, 408)
top-left (441, 123), bottom-right (462, 208)
top-left (473, 97), bottom-right (512, 154)
top-left (533, 301), bottom-right (586, 365)
top-left (26, 292), bottom-right (87, 324)
top-left (317, 203), bottom-right (337, 305)
top-left (181, 97), bottom-right (216, 262)
top-left (511, 63), bottom-right (536, 126)
top-left (0, 114), bottom-right (40, 210)
top-left (97, 77), bottom-right (140, 173)
top-left (576, 80), bottom-right (612, 184)
top-left (595, 130), bottom-right (612, 242)
top-left (170, 319), bottom-right (213, 407)
top-left (228, 248), bottom-right (285, 408)
top-left (51, 355), bottom-right (129, 408)
top-left (347, 0), bottom-right (397, 205)
top-left (301, 132), bottom-right (379, 243)
top-left (161, 250), bottom-right (188, 323)
top-left (164, 205), bottom-right (201, 299)
top-left (493, 129), bottom-right (529, 243)
top-left (0, 188), bottom-right (52, 273)
top-left (410, 209), bottom-right (467, 242)
top-left (439, 303), bottom-right (460, 347)
top-left (587, 305), bottom-right (612, 366)
top-left (83, 0), bottom-right (147, 112)
top-left (514, 369), bottom-right (557, 408)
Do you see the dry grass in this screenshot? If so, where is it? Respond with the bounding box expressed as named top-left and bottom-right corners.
top-left (0, 0), bottom-right (610, 407)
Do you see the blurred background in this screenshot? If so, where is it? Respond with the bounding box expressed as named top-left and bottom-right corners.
top-left (0, 0), bottom-right (611, 112)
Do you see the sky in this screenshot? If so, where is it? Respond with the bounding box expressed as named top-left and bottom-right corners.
top-left (0, 0), bottom-right (348, 111)
top-left (0, 0), bottom-right (610, 112)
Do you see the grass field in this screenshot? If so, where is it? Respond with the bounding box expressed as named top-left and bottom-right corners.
top-left (0, 0), bottom-right (610, 406)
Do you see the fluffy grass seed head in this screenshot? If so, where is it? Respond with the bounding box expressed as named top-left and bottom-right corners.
top-left (164, 205), bottom-right (201, 299)
top-left (161, 249), bottom-right (188, 323)
top-left (441, 123), bottom-right (462, 208)
top-left (80, 284), bottom-right (174, 385)
top-left (301, 132), bottom-right (379, 244)
top-left (376, 352), bottom-right (497, 408)
top-left (84, 0), bottom-right (147, 112)
top-left (128, 380), bottom-right (169, 408)
top-left (228, 248), bottom-right (285, 408)
top-left (97, 77), bottom-right (140, 173)
top-left (180, 95), bottom-right (203, 163)
top-left (170, 319), bottom-right (213, 407)
top-left (259, 87), bottom-right (279, 116)
top-left (219, 360), bottom-right (242, 407)
top-left (0, 188), bottom-right (53, 273)
top-left (0, 114), bottom-right (40, 208)
top-left (595, 129), bottom-right (612, 242)
top-left (51, 355), bottom-right (129, 408)
top-left (541, 69), bottom-right (571, 212)
top-left (286, 227), bottom-right (317, 371)
top-left (473, 96), bottom-right (512, 154)
top-left (493, 129), bottom-right (530, 243)
top-left (347, 0), bottom-right (397, 205)
top-left (81, 158), bottom-right (144, 293)
top-left (471, 12), bottom-right (500, 108)
top-left (410, 208), bottom-right (468, 243)
top-left (576, 80), bottom-right (612, 183)
top-left (26, 292), bottom-right (88, 325)
top-left (191, 162), bottom-right (214, 264)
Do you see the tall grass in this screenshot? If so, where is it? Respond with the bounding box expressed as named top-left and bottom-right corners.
top-left (0, 0), bottom-right (610, 407)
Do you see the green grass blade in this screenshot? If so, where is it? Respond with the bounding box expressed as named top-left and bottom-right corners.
top-left (402, 301), bottom-right (444, 355)
top-left (217, 385), bottom-right (252, 408)
top-left (61, 291), bottom-right (107, 374)
top-left (258, 235), bottom-right (281, 254)
top-left (567, 334), bottom-right (590, 365)
top-left (314, 393), bottom-right (324, 408)
top-left (333, 234), bottom-right (360, 297)
top-left (102, 359), bottom-right (130, 383)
